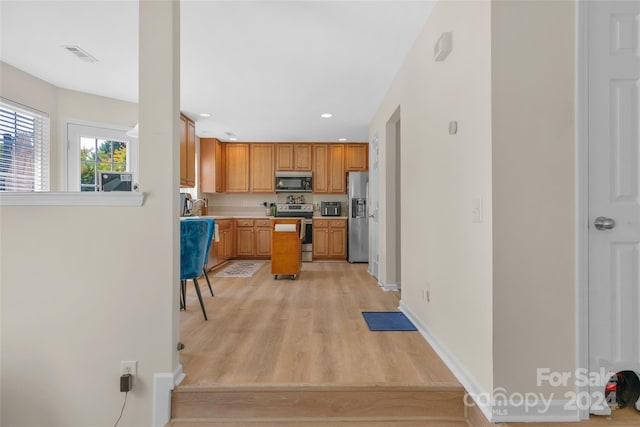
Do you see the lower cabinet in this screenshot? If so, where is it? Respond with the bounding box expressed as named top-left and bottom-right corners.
top-left (255, 220), bottom-right (272, 257)
top-left (219, 220), bottom-right (234, 262)
top-left (235, 219), bottom-right (271, 258)
top-left (313, 219), bottom-right (347, 260)
top-left (206, 219), bottom-right (234, 270)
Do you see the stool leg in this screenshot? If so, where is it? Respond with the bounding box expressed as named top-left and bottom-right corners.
top-left (180, 280), bottom-right (186, 310)
top-left (192, 278), bottom-right (208, 320)
top-left (203, 267), bottom-right (214, 296)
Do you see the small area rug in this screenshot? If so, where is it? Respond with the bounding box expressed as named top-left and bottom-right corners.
top-left (362, 311), bottom-right (418, 331)
top-left (215, 261), bottom-right (265, 278)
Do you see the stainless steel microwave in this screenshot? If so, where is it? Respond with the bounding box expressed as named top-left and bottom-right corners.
top-left (275, 171), bottom-right (312, 193)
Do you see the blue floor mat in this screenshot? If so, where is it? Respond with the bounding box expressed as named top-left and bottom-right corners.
top-left (362, 311), bottom-right (418, 331)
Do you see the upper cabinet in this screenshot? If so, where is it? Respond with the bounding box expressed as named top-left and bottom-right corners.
top-left (250, 143), bottom-right (275, 193)
top-left (179, 114), bottom-right (196, 187)
top-left (346, 143), bottom-right (368, 172)
top-left (223, 143), bottom-right (274, 193)
top-left (200, 138), bottom-right (225, 193)
top-left (313, 143), bottom-right (345, 194)
top-left (203, 141), bottom-right (364, 194)
top-left (275, 143), bottom-right (312, 171)
top-left (225, 143), bottom-right (250, 192)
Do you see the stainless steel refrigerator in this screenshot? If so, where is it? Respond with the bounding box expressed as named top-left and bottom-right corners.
top-left (347, 172), bottom-right (369, 263)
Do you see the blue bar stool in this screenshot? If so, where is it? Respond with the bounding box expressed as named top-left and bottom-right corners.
top-left (180, 219), bottom-right (210, 320)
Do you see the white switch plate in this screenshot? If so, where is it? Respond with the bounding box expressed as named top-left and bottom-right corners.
top-left (472, 197), bottom-right (483, 223)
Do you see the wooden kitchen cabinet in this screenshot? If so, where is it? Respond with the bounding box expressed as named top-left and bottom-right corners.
top-left (200, 138), bottom-right (226, 193)
top-left (255, 219), bottom-right (272, 257)
top-left (250, 144), bottom-right (275, 193)
top-left (312, 144), bottom-right (328, 193)
top-left (179, 114), bottom-right (196, 188)
top-left (275, 144), bottom-right (294, 170)
top-left (236, 219), bottom-right (255, 257)
top-left (276, 143), bottom-right (312, 171)
top-left (219, 219), bottom-right (234, 263)
top-left (313, 144), bottom-right (345, 194)
top-left (206, 219), bottom-right (234, 269)
top-left (346, 143), bottom-right (368, 172)
top-left (328, 144), bottom-right (345, 193)
top-left (225, 143), bottom-right (250, 192)
top-left (312, 218), bottom-right (347, 259)
top-left (235, 218), bottom-right (271, 258)
top-left (225, 143), bottom-right (274, 193)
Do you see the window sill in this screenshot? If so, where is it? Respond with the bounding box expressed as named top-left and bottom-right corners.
top-left (0, 192), bottom-right (145, 207)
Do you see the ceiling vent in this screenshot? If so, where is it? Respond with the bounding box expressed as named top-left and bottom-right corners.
top-left (62, 45), bottom-right (98, 63)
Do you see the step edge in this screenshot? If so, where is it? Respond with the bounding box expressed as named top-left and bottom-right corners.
top-left (173, 382), bottom-right (464, 393)
top-left (169, 415), bottom-right (469, 423)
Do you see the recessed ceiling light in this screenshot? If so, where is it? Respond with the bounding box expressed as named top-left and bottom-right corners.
top-left (229, 137), bottom-right (238, 141)
top-left (338, 138), bottom-right (347, 142)
top-left (199, 113), bottom-right (211, 118)
top-left (320, 113), bottom-right (333, 118)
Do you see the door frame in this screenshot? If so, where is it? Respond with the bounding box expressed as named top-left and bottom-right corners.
top-left (575, 0), bottom-right (589, 420)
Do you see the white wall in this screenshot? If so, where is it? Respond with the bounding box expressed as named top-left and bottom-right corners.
top-left (369, 0), bottom-right (494, 393)
top-left (0, 3), bottom-right (180, 426)
top-left (0, 61), bottom-right (139, 191)
top-left (491, 0), bottom-right (576, 400)
top-left (370, 0), bottom-right (578, 420)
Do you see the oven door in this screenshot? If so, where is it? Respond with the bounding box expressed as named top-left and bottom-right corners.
top-left (301, 219), bottom-right (313, 262)
top-left (302, 220), bottom-right (312, 244)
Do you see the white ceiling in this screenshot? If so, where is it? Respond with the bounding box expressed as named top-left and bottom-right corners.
top-left (1, 0), bottom-right (434, 142)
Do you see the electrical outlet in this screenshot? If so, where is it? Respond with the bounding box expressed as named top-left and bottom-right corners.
top-left (121, 360), bottom-right (137, 376)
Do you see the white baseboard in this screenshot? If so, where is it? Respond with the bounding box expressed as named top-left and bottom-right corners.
top-left (399, 301), bottom-right (581, 423)
top-left (382, 283), bottom-right (399, 291)
top-left (399, 301), bottom-right (493, 421)
top-left (153, 364), bottom-right (184, 427)
top-left (377, 278), bottom-right (399, 291)
top-left (173, 363), bottom-right (185, 386)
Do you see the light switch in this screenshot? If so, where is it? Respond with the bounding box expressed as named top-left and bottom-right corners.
top-left (472, 197), bottom-right (483, 223)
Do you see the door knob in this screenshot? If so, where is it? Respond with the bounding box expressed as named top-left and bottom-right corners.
top-left (594, 216), bottom-right (616, 230)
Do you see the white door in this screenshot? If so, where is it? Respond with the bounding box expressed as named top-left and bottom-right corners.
top-left (588, 0), bottom-right (640, 415)
top-left (368, 133), bottom-right (380, 280)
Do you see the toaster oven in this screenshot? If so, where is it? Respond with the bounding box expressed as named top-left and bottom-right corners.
top-left (321, 201), bottom-right (341, 217)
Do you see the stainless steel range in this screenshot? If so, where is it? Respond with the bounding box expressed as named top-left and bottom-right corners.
top-left (275, 203), bottom-right (313, 262)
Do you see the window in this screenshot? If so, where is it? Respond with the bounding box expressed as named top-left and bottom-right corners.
top-left (0, 99), bottom-right (50, 191)
top-left (67, 123), bottom-right (138, 192)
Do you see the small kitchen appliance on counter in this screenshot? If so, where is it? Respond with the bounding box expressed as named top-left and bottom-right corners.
top-left (320, 201), bottom-right (341, 217)
top-left (275, 203), bottom-right (313, 262)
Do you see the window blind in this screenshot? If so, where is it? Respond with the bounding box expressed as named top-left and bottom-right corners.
top-left (0, 99), bottom-right (50, 191)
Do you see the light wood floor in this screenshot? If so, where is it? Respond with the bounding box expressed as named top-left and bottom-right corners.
top-left (178, 261), bottom-right (460, 388)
